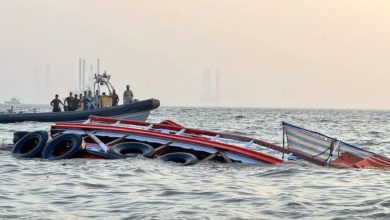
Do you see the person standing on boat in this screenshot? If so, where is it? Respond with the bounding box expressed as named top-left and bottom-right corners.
top-left (84, 91), bottom-right (93, 110)
top-left (111, 89), bottom-right (119, 106)
top-left (74, 94), bottom-right (79, 110)
top-left (123, 85), bottom-right (133, 104)
top-left (82, 91), bottom-right (87, 110)
top-left (50, 94), bottom-right (64, 112)
top-left (92, 90), bottom-right (101, 109)
top-left (77, 93), bottom-right (83, 110)
top-left (64, 92), bottom-right (76, 111)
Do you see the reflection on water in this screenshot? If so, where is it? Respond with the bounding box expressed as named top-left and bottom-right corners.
top-left (0, 106), bottom-right (389, 219)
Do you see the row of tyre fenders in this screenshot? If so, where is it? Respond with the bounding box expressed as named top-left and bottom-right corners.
top-left (11, 131), bottom-right (198, 166)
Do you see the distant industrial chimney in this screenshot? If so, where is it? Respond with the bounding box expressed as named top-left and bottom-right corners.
top-left (78, 58), bottom-right (87, 93)
top-left (97, 58), bottom-right (100, 74)
top-left (82, 58), bottom-right (86, 92)
top-left (79, 58), bottom-right (82, 92)
top-left (202, 67), bottom-right (220, 106)
top-left (215, 68), bottom-right (220, 102)
top-left (45, 63), bottom-right (50, 94)
top-left (77, 58), bottom-right (104, 92)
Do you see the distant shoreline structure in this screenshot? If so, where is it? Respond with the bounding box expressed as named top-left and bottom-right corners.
top-left (4, 98), bottom-right (21, 105)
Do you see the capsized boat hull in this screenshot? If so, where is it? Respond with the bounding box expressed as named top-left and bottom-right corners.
top-left (51, 116), bottom-right (284, 164)
top-left (50, 116), bottom-right (390, 169)
top-left (0, 99), bottom-right (159, 123)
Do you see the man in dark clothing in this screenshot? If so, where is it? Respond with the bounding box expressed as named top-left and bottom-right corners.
top-left (111, 89), bottom-right (119, 106)
top-left (74, 94), bottom-right (79, 111)
top-left (82, 91), bottom-right (88, 110)
top-left (50, 94), bottom-right (64, 112)
top-left (64, 92), bottom-right (76, 111)
top-left (84, 90), bottom-right (93, 110)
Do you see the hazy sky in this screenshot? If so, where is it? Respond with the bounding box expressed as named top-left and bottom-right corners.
top-left (0, 0), bottom-right (389, 109)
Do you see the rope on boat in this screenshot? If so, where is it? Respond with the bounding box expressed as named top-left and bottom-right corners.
top-left (282, 126), bottom-right (286, 160)
top-left (327, 140), bottom-right (340, 164)
top-left (311, 138), bottom-right (336, 161)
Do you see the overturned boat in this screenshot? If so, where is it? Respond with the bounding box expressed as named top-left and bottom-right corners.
top-left (0, 99), bottom-right (160, 123)
top-left (12, 115), bottom-right (284, 165)
top-left (11, 116), bottom-right (390, 168)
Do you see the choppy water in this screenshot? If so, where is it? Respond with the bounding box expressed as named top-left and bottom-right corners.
top-left (0, 105), bottom-right (389, 219)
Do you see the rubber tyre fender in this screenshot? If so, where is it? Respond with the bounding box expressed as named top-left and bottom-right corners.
top-left (85, 149), bottom-right (125, 159)
top-left (42, 133), bottom-right (85, 160)
top-left (12, 131), bottom-right (48, 158)
top-left (111, 142), bottom-right (155, 158)
top-left (13, 131), bottom-right (31, 144)
top-left (159, 152), bottom-right (198, 166)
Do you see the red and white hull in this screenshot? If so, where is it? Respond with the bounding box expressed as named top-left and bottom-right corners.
top-left (51, 116), bottom-right (284, 165)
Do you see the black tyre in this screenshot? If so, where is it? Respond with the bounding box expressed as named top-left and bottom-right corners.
top-left (42, 133), bottom-right (85, 160)
top-left (111, 142), bottom-right (154, 158)
top-left (13, 131), bottom-right (30, 144)
top-left (12, 131), bottom-right (48, 158)
top-left (159, 152), bottom-right (198, 166)
top-left (85, 149), bottom-right (124, 159)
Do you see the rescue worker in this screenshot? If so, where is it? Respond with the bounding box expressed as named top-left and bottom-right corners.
top-left (84, 91), bottom-right (93, 110)
top-left (64, 92), bottom-right (75, 111)
top-left (92, 90), bottom-right (101, 109)
top-left (50, 94), bottom-right (64, 112)
top-left (78, 94), bottom-right (83, 110)
top-left (74, 94), bottom-right (79, 108)
top-left (123, 85), bottom-right (133, 104)
top-left (111, 89), bottom-right (119, 106)
top-left (82, 91), bottom-right (88, 110)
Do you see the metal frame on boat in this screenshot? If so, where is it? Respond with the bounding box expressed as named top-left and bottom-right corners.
top-left (281, 122), bottom-right (390, 169)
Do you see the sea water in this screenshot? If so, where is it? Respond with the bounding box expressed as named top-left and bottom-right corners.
top-left (0, 106), bottom-right (389, 219)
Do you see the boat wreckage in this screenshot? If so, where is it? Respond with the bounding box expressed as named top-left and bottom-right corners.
top-left (10, 116), bottom-right (390, 169)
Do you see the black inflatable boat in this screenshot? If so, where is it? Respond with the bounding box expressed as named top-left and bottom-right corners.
top-left (0, 98), bottom-right (160, 123)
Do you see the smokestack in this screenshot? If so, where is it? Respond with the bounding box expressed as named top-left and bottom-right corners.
top-left (79, 58), bottom-right (82, 93)
top-left (35, 64), bottom-right (40, 98)
top-left (82, 58), bottom-right (86, 92)
top-left (215, 69), bottom-right (219, 102)
top-left (97, 58), bottom-right (100, 74)
top-left (202, 67), bottom-right (212, 104)
top-left (45, 63), bottom-right (50, 95)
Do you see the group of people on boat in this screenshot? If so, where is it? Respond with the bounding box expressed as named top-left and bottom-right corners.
top-left (50, 85), bottom-right (134, 112)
